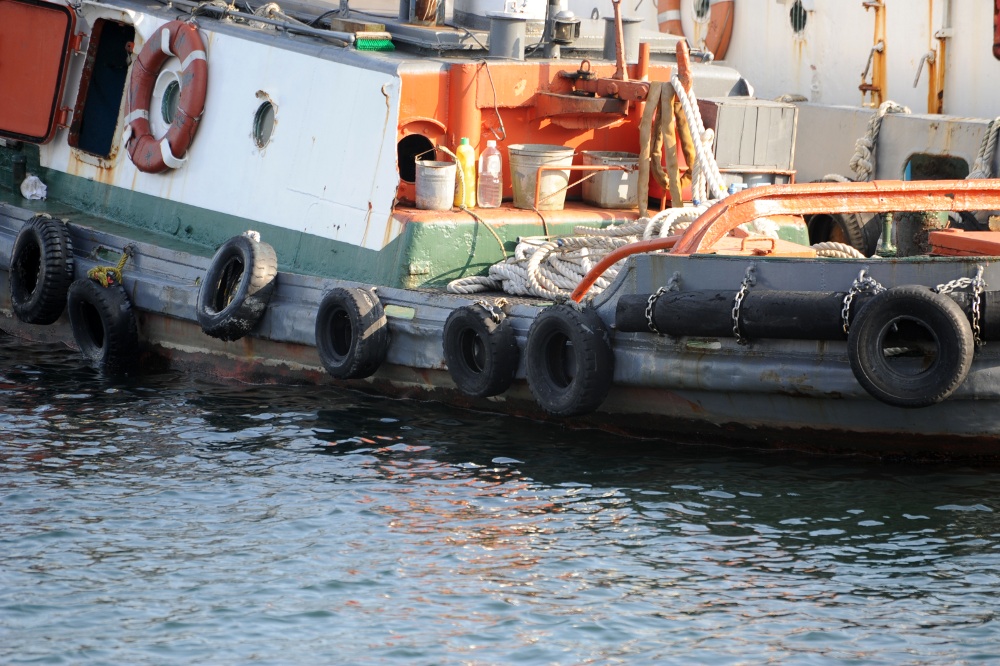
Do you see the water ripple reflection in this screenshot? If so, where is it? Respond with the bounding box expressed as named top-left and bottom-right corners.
top-left (1, 334), bottom-right (999, 664)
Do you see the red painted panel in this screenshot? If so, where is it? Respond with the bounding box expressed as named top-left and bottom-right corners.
top-left (0, 0), bottom-right (75, 143)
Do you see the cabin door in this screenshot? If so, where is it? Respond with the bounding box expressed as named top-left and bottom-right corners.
top-left (0, 0), bottom-right (76, 144)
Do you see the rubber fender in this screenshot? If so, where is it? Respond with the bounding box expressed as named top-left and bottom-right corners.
top-left (442, 304), bottom-right (519, 398)
top-left (315, 287), bottom-right (389, 380)
top-left (67, 278), bottom-right (139, 375)
top-left (197, 234), bottom-right (278, 341)
top-left (848, 285), bottom-right (974, 408)
top-left (616, 290), bottom-right (877, 340)
top-left (9, 215), bottom-right (75, 325)
top-left (805, 177), bottom-right (881, 257)
top-left (525, 304), bottom-right (614, 417)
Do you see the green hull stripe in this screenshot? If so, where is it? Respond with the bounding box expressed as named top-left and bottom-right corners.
top-left (0, 144), bottom-right (628, 288)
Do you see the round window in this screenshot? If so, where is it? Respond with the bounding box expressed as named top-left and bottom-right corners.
top-left (253, 101), bottom-right (276, 149)
top-left (790, 0), bottom-right (807, 33)
top-left (161, 80), bottom-right (180, 124)
top-left (693, 0), bottom-right (710, 21)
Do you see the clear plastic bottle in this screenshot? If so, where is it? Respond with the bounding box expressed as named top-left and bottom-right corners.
top-left (477, 140), bottom-right (503, 208)
top-left (454, 137), bottom-right (477, 208)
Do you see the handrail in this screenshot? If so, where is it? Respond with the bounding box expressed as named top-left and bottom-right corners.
top-left (673, 179), bottom-right (1000, 255)
top-left (569, 178), bottom-right (1000, 302)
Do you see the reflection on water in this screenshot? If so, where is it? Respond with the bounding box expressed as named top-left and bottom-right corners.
top-left (1, 334), bottom-right (999, 664)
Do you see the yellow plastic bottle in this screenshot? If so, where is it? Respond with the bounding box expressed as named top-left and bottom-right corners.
top-left (454, 137), bottom-right (477, 208)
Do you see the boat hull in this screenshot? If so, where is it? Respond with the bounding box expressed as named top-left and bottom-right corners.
top-left (4, 206), bottom-right (1000, 459)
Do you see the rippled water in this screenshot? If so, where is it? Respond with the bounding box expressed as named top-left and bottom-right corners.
top-left (2, 334), bottom-right (1000, 664)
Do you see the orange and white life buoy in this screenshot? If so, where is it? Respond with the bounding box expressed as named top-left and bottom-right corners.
top-left (657, 0), bottom-right (683, 35)
top-left (124, 21), bottom-right (208, 174)
top-left (656, 0), bottom-right (734, 61)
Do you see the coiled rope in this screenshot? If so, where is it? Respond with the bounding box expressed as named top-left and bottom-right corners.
top-left (849, 100), bottom-right (910, 182)
top-left (969, 117), bottom-right (1000, 180)
top-left (446, 207), bottom-right (708, 299)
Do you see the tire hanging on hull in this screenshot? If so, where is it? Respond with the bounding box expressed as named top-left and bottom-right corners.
top-left (67, 278), bottom-right (139, 375)
top-left (525, 305), bottom-right (614, 417)
top-left (848, 286), bottom-right (974, 408)
top-left (442, 304), bottom-right (519, 398)
top-left (9, 215), bottom-right (75, 325)
top-left (197, 233), bottom-right (278, 341)
top-left (315, 287), bottom-right (390, 380)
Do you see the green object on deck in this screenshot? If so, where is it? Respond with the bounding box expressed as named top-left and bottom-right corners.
top-left (354, 37), bottom-right (394, 51)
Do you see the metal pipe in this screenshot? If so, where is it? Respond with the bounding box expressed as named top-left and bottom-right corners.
top-left (532, 163), bottom-right (633, 210)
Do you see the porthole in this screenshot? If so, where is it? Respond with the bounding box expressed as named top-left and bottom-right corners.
top-left (790, 0), bottom-right (807, 33)
top-left (253, 101), bottom-right (276, 149)
top-left (693, 0), bottom-right (710, 21)
top-left (161, 80), bottom-right (180, 124)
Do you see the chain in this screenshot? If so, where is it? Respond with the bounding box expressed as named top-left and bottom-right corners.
top-left (731, 265), bottom-right (756, 345)
top-left (935, 265), bottom-right (986, 346)
top-left (474, 298), bottom-right (507, 323)
top-left (645, 272), bottom-right (681, 335)
top-left (841, 268), bottom-right (885, 335)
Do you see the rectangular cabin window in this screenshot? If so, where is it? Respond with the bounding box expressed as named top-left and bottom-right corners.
top-left (69, 19), bottom-right (134, 158)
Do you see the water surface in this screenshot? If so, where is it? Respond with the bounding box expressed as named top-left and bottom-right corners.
top-left (2, 335), bottom-right (999, 664)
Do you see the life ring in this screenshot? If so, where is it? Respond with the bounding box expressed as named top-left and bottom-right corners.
top-left (656, 0), bottom-right (734, 60)
top-left (848, 285), bottom-right (974, 408)
top-left (525, 304), bottom-right (614, 416)
top-left (124, 20), bottom-right (208, 173)
top-left (994, 0), bottom-right (1000, 60)
top-left (315, 287), bottom-right (390, 379)
top-left (196, 233), bottom-right (278, 341)
top-left (9, 215), bottom-right (75, 325)
top-left (657, 0), bottom-right (683, 34)
top-left (442, 303), bottom-right (519, 398)
top-left (67, 278), bottom-right (139, 375)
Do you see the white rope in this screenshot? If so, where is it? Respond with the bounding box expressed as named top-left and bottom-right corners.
top-left (849, 101), bottom-right (910, 182)
top-left (811, 241), bottom-right (866, 258)
top-left (670, 74), bottom-right (727, 202)
top-left (446, 206), bottom-right (708, 299)
top-left (968, 117), bottom-right (1000, 180)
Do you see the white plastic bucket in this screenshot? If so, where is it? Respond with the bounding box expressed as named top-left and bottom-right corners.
top-left (509, 144), bottom-right (575, 210)
top-left (415, 160), bottom-right (457, 210)
top-left (580, 151), bottom-right (639, 208)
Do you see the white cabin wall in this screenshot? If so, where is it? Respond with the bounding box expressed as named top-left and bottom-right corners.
top-left (715, 0), bottom-right (1000, 118)
top-left (43, 13), bottom-right (403, 252)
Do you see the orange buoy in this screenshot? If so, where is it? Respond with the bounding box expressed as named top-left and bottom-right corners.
top-left (124, 21), bottom-right (208, 174)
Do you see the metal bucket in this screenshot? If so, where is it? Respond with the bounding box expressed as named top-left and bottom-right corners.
top-left (415, 160), bottom-right (456, 210)
top-left (509, 144), bottom-right (575, 210)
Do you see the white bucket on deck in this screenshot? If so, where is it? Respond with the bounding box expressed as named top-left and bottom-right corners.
top-left (580, 151), bottom-right (639, 208)
top-left (509, 144), bottom-right (575, 210)
top-left (415, 160), bottom-right (457, 210)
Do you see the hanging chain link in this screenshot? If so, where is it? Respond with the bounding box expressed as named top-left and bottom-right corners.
top-left (645, 272), bottom-right (681, 335)
top-left (935, 265), bottom-right (987, 346)
top-left (841, 268), bottom-right (885, 335)
top-left (474, 298), bottom-right (508, 323)
top-left (731, 265), bottom-right (756, 345)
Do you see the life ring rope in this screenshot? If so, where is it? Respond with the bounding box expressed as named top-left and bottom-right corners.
top-left (124, 20), bottom-right (208, 174)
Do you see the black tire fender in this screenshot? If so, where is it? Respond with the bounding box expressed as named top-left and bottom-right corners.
top-left (442, 304), bottom-right (519, 398)
top-left (315, 287), bottom-right (389, 380)
top-left (848, 285), bottom-right (974, 408)
top-left (525, 304), bottom-right (614, 416)
top-left (67, 278), bottom-right (139, 375)
top-left (805, 176), bottom-right (881, 256)
top-left (197, 234), bottom-right (278, 341)
top-left (9, 215), bottom-right (75, 325)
